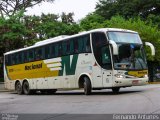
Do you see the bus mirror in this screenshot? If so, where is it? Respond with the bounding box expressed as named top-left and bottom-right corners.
top-left (109, 40), bottom-right (118, 55)
top-left (145, 42), bottom-right (155, 56)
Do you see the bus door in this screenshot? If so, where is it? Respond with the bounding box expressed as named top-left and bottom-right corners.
top-left (101, 46), bottom-right (113, 87)
top-left (92, 32), bottom-right (113, 88)
top-left (92, 62), bottom-right (103, 87)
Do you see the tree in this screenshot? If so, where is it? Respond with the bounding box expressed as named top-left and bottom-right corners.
top-left (0, 0), bottom-right (54, 18)
top-left (80, 13), bottom-right (105, 30)
top-left (0, 13), bottom-right (29, 53)
top-left (96, 0), bottom-right (160, 19)
top-left (61, 12), bottom-right (75, 24)
top-left (147, 14), bottom-right (160, 28)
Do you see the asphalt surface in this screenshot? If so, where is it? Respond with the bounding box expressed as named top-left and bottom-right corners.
top-left (0, 84), bottom-right (160, 114)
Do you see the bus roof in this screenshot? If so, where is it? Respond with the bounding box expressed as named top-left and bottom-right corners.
top-left (4, 28), bottom-right (138, 55)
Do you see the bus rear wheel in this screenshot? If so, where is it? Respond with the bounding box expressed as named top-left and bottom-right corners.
top-left (83, 77), bottom-right (92, 95)
top-left (23, 81), bottom-right (32, 95)
top-left (15, 82), bottom-right (23, 95)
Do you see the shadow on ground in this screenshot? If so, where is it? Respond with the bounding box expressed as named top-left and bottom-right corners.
top-left (10, 90), bottom-right (143, 96)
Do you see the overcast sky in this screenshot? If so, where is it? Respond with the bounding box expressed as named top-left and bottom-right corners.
top-left (26, 0), bottom-right (99, 21)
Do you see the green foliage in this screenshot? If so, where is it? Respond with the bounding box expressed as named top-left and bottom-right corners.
top-left (80, 13), bottom-right (105, 30)
top-left (147, 14), bottom-right (160, 28)
top-left (96, 0), bottom-right (160, 20)
top-left (0, 14), bottom-right (28, 55)
top-left (0, 12), bottom-right (81, 56)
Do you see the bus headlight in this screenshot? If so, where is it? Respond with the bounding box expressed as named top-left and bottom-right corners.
top-left (144, 74), bottom-right (148, 78)
top-left (115, 74), bottom-right (124, 78)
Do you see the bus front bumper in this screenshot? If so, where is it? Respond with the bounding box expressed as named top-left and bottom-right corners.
top-left (112, 78), bottom-right (148, 87)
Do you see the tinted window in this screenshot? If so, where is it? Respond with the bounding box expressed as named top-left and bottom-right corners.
top-left (28, 49), bottom-right (34, 62)
top-left (35, 47), bottom-right (44, 60)
top-left (92, 32), bottom-right (112, 69)
top-left (74, 38), bottom-right (79, 54)
top-left (101, 46), bottom-right (112, 69)
top-left (5, 55), bottom-right (9, 65)
top-left (62, 40), bottom-right (70, 55)
top-left (45, 45), bottom-right (51, 59)
top-left (11, 54), bottom-right (16, 65)
top-left (24, 51), bottom-right (28, 63)
top-left (16, 52), bottom-right (23, 64)
top-left (78, 35), bottom-right (91, 53)
top-left (70, 39), bottom-right (74, 54)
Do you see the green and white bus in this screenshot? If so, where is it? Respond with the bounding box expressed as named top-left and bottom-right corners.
top-left (4, 28), bottom-right (155, 95)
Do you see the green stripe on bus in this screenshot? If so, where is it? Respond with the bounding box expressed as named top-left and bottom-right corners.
top-left (59, 54), bottom-right (78, 76)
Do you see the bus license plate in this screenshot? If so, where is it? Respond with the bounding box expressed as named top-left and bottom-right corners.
top-left (132, 80), bottom-right (139, 85)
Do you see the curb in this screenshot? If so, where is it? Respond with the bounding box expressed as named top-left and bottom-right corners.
top-left (0, 90), bottom-right (10, 92)
top-left (148, 82), bottom-right (160, 84)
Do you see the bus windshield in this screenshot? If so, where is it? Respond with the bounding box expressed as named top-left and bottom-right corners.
top-left (113, 44), bottom-right (147, 70)
top-left (108, 31), bottom-right (142, 44)
top-left (108, 31), bottom-right (147, 70)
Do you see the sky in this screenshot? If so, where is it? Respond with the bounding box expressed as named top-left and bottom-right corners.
top-left (26, 0), bottom-right (99, 21)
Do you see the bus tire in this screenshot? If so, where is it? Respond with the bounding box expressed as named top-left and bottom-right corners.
top-left (112, 87), bottom-right (120, 94)
top-left (23, 81), bottom-right (32, 95)
top-left (15, 81), bottom-right (23, 95)
top-left (83, 77), bottom-right (92, 95)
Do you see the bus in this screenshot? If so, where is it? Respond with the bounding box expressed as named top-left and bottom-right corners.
top-left (3, 28), bottom-right (155, 95)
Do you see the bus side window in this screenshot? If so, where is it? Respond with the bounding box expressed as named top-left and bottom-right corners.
top-left (77, 35), bottom-right (91, 53)
top-left (92, 32), bottom-right (110, 68)
top-left (70, 39), bottom-right (74, 54)
top-left (17, 52), bottom-right (23, 64)
top-left (78, 37), bottom-right (83, 53)
top-left (24, 51), bottom-right (28, 63)
top-left (66, 40), bottom-right (70, 55)
top-left (5, 55), bottom-right (8, 66)
top-left (50, 44), bottom-right (55, 58)
top-left (45, 45), bottom-right (50, 59)
top-left (101, 46), bottom-right (112, 69)
top-left (11, 54), bottom-right (16, 65)
top-left (62, 40), bottom-right (70, 56)
top-left (74, 38), bottom-right (79, 54)
top-left (55, 42), bottom-right (62, 57)
top-left (35, 47), bottom-right (43, 60)
top-left (62, 41), bottom-right (67, 56)
top-left (28, 49), bottom-right (34, 62)
top-left (8, 56), bottom-right (10, 65)
top-left (14, 54), bottom-right (18, 65)
top-left (20, 52), bottom-right (24, 64)
top-left (58, 42), bottom-right (62, 56)
top-left (8, 55), bottom-right (11, 66)
top-left (55, 43), bottom-right (58, 57)
top-left (83, 35), bottom-right (91, 53)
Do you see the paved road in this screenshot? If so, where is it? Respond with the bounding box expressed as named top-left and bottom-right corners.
top-left (0, 84), bottom-right (160, 114)
top-left (0, 83), bottom-right (4, 90)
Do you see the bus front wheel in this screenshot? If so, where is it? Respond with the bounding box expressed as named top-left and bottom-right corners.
top-left (112, 87), bottom-right (120, 94)
top-left (83, 77), bottom-right (92, 95)
top-left (15, 82), bottom-right (23, 95)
